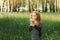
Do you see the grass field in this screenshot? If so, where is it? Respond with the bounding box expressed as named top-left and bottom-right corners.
top-left (0, 12), bottom-right (60, 40)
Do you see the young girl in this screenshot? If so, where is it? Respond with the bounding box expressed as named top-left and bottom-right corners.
top-left (29, 11), bottom-right (42, 40)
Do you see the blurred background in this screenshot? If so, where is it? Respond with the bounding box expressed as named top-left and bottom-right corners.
top-left (0, 0), bottom-right (60, 12)
top-left (0, 0), bottom-right (60, 40)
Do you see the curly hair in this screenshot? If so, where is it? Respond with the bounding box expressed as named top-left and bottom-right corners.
top-left (30, 11), bottom-right (41, 27)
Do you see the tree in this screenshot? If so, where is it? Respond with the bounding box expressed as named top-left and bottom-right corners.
top-left (56, 0), bottom-right (57, 12)
top-left (42, 0), bottom-right (45, 12)
top-left (45, 0), bottom-right (48, 12)
top-left (28, 0), bottom-right (31, 12)
top-left (12, 0), bottom-right (17, 12)
top-left (50, 0), bottom-right (55, 12)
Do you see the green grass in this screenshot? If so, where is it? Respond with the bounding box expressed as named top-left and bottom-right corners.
top-left (0, 12), bottom-right (60, 40)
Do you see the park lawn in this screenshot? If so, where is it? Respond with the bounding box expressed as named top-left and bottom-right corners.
top-left (0, 12), bottom-right (60, 40)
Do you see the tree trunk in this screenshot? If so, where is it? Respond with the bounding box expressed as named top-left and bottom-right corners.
top-left (13, 0), bottom-right (17, 12)
top-left (28, 0), bottom-right (31, 12)
top-left (56, 0), bottom-right (57, 12)
top-left (53, 4), bottom-right (55, 12)
top-left (42, 0), bottom-right (45, 12)
top-left (50, 0), bottom-right (55, 12)
top-left (45, 0), bottom-right (47, 12)
top-left (1, 1), bottom-right (3, 12)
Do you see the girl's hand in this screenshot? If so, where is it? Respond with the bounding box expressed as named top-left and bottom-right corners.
top-left (30, 21), bottom-right (36, 27)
